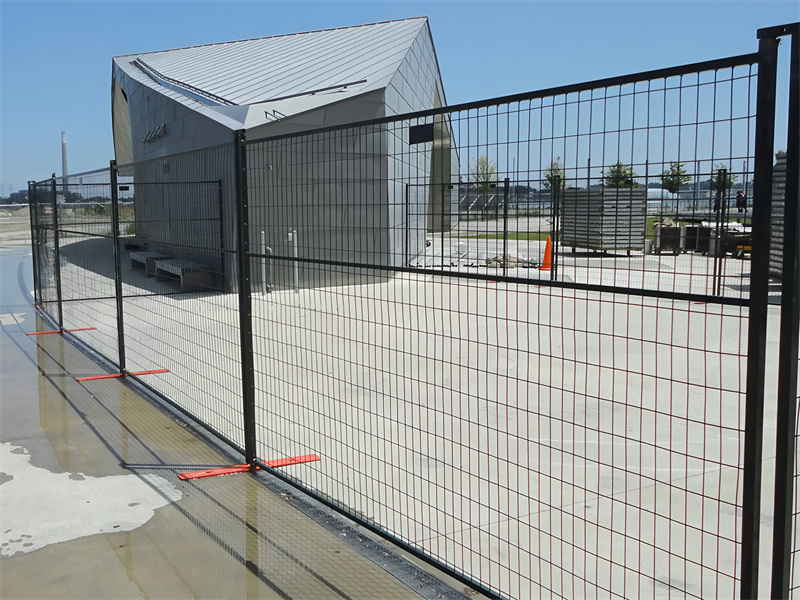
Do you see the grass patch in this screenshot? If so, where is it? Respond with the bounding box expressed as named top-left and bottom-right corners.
top-left (645, 217), bottom-right (659, 238)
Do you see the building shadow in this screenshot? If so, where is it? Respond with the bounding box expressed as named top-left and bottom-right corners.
top-left (58, 237), bottom-right (226, 301)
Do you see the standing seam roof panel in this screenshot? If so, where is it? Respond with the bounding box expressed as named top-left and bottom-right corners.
top-left (226, 38), bottom-right (416, 103)
top-left (130, 18), bottom-right (427, 105)
top-left (113, 16), bottom-right (426, 60)
top-left (224, 24), bottom-right (423, 97)
top-left (163, 24), bottom-right (419, 102)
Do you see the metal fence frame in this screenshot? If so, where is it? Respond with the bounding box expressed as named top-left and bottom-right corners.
top-left (28, 22), bottom-right (798, 599)
top-left (768, 22), bottom-right (800, 600)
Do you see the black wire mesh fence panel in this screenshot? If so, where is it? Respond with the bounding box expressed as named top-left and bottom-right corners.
top-left (25, 26), bottom-right (800, 598)
top-left (792, 383), bottom-right (800, 597)
top-left (114, 146), bottom-right (245, 449)
top-left (789, 261), bottom-right (800, 600)
top-left (243, 55), bottom-right (762, 599)
top-left (777, 24), bottom-right (800, 599)
top-left (775, 135), bottom-right (799, 598)
top-left (51, 171), bottom-right (121, 364)
top-left (29, 180), bottom-right (57, 317)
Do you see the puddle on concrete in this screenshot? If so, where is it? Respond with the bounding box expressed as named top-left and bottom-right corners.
top-left (1, 249), bottom-right (469, 600)
top-left (0, 442), bottom-right (181, 557)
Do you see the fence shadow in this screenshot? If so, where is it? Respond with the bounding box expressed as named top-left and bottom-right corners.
top-left (58, 237), bottom-right (227, 300)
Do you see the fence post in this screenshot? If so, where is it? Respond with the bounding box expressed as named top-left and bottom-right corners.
top-left (405, 184), bottom-right (410, 265)
top-left (502, 177), bottom-right (509, 277)
top-left (741, 31), bottom-right (780, 600)
top-left (551, 183), bottom-right (562, 281)
top-left (553, 184), bottom-right (560, 281)
top-left (110, 161), bottom-right (127, 373)
top-left (28, 181), bottom-right (40, 307)
top-left (234, 130), bottom-right (258, 466)
top-left (217, 179), bottom-right (225, 290)
top-left (771, 22), bottom-right (800, 600)
top-left (50, 175), bottom-right (64, 329)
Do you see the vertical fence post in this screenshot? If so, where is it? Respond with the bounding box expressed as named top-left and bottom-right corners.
top-left (405, 184), bottom-right (410, 265)
top-left (771, 23), bottom-right (800, 600)
top-left (552, 184), bottom-right (560, 281)
top-left (234, 130), bottom-right (258, 466)
top-left (110, 161), bottom-right (127, 373)
top-left (502, 177), bottom-right (509, 277)
top-left (217, 179), bottom-right (225, 290)
top-left (28, 181), bottom-right (40, 307)
top-left (292, 230), bottom-right (299, 293)
top-left (261, 231), bottom-right (267, 295)
top-left (50, 175), bottom-right (64, 329)
top-left (741, 31), bottom-right (780, 600)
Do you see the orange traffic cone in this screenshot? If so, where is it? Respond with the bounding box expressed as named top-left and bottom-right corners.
top-left (540, 236), bottom-right (552, 271)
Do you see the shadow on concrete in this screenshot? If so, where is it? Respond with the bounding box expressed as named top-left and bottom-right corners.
top-left (58, 237), bottom-right (228, 301)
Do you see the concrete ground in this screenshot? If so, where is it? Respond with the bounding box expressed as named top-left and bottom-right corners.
top-left (7, 206), bottom-right (788, 599)
top-left (0, 224), bottom-right (481, 599)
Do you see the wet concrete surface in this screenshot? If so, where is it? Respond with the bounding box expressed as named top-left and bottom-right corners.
top-left (0, 246), bottom-right (474, 599)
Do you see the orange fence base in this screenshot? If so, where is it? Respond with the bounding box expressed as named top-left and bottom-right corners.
top-left (75, 369), bottom-right (170, 382)
top-left (27, 327), bottom-right (98, 336)
top-left (178, 454), bottom-right (321, 480)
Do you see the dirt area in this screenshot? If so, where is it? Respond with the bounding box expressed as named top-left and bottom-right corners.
top-left (0, 207), bottom-right (31, 246)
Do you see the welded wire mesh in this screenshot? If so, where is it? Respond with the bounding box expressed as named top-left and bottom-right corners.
top-left (29, 181), bottom-right (57, 314)
top-left (26, 42), bottom-right (800, 599)
top-left (51, 179), bottom-right (120, 363)
top-left (113, 145), bottom-right (244, 448)
top-left (244, 57), bottom-right (759, 598)
top-left (792, 383), bottom-right (800, 597)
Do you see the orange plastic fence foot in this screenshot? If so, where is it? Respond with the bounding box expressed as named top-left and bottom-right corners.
top-left (178, 464), bottom-right (253, 480)
top-left (177, 454), bottom-right (321, 481)
top-left (264, 454), bottom-right (321, 468)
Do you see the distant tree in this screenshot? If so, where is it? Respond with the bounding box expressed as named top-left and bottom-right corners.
top-left (543, 157), bottom-right (566, 191)
top-left (7, 191), bottom-right (29, 204)
top-left (660, 161), bottom-right (691, 194)
top-left (55, 190), bottom-right (83, 203)
top-left (470, 156), bottom-right (497, 194)
top-left (710, 163), bottom-right (737, 193)
top-left (602, 161), bottom-right (639, 188)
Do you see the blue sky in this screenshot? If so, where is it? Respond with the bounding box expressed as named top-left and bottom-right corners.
top-left (1, 0), bottom-right (797, 194)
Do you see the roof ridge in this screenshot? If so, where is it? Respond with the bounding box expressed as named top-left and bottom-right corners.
top-left (112, 16), bottom-right (428, 60)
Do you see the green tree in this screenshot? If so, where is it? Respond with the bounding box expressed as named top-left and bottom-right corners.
top-left (660, 161), bottom-right (691, 194)
top-left (710, 164), bottom-right (737, 193)
top-left (470, 156), bottom-right (497, 194)
top-left (602, 161), bottom-right (639, 188)
top-left (543, 157), bottom-right (566, 191)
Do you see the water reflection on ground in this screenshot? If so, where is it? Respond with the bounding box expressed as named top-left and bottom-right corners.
top-left (0, 248), bottom-right (467, 600)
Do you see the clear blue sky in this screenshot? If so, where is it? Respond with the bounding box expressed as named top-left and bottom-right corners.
top-left (1, 0), bottom-right (797, 194)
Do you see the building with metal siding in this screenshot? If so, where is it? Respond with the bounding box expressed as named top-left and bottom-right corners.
top-left (111, 17), bottom-right (455, 290)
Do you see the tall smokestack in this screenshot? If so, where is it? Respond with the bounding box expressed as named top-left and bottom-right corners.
top-left (61, 131), bottom-right (68, 180)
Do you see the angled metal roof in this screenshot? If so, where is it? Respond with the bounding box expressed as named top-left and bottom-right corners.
top-left (114, 17), bottom-right (431, 129)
